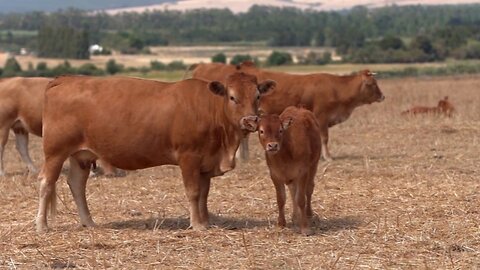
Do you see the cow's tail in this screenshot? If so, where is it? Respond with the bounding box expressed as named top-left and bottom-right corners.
top-left (183, 63), bottom-right (199, 79)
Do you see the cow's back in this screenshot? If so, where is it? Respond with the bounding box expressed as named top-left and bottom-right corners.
top-left (44, 76), bottom-right (225, 170)
top-left (0, 77), bottom-right (49, 136)
top-left (192, 63), bottom-right (238, 82)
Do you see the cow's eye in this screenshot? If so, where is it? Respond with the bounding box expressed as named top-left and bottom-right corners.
top-left (230, 96), bottom-right (238, 104)
top-left (259, 129), bottom-right (264, 135)
top-left (279, 129), bottom-right (283, 134)
top-left (256, 95), bottom-right (260, 100)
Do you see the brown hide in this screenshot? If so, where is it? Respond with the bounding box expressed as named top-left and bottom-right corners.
top-left (257, 106), bottom-right (321, 235)
top-left (36, 73), bottom-right (275, 232)
top-left (192, 63), bottom-right (385, 161)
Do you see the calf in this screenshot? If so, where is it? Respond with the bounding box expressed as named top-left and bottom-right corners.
top-left (401, 96), bottom-right (455, 117)
top-left (36, 73), bottom-right (275, 232)
top-left (257, 106), bottom-right (321, 235)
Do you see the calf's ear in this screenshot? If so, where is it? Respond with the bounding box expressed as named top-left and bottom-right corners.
top-left (281, 117), bottom-right (293, 131)
top-left (208, 81), bottom-right (227, 96)
top-left (258, 80), bottom-right (276, 95)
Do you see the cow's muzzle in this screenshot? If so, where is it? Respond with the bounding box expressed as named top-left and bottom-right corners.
top-left (378, 94), bottom-right (385, 102)
top-left (240, 115), bottom-right (259, 132)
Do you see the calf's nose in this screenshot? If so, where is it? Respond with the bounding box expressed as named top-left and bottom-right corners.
top-left (266, 142), bottom-right (279, 152)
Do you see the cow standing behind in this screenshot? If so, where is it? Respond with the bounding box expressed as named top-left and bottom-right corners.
top-left (401, 96), bottom-right (455, 117)
top-left (191, 63), bottom-right (385, 161)
top-left (36, 73), bottom-right (275, 232)
top-left (0, 77), bottom-right (46, 175)
top-left (0, 77), bottom-right (120, 177)
top-left (257, 106), bottom-right (321, 236)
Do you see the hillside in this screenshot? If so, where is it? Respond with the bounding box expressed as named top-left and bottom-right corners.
top-left (1, 0), bottom-right (480, 13)
top-left (0, 0), bottom-right (171, 13)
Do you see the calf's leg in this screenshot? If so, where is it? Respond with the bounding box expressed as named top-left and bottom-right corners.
top-left (271, 175), bottom-right (286, 227)
top-left (67, 156), bottom-right (95, 228)
top-left (294, 179), bottom-right (312, 236)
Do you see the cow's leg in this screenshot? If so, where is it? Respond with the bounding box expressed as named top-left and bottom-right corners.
top-left (179, 157), bottom-right (206, 230)
top-left (0, 127), bottom-right (9, 176)
top-left (198, 174), bottom-right (211, 226)
top-left (14, 129), bottom-right (38, 174)
top-left (36, 156), bottom-right (65, 232)
top-left (320, 125), bottom-right (332, 162)
top-left (67, 156), bottom-right (95, 228)
top-left (272, 177), bottom-right (286, 227)
top-left (294, 178), bottom-right (312, 236)
top-left (237, 136), bottom-right (249, 161)
top-left (97, 159), bottom-right (125, 177)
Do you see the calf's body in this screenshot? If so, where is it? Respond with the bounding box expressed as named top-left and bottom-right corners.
top-left (258, 106), bottom-right (322, 235)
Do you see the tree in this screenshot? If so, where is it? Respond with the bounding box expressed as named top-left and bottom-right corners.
top-left (106, 59), bottom-right (123, 74)
top-left (211, 53), bottom-right (226, 63)
top-left (3, 57), bottom-right (22, 77)
top-left (230, 54), bottom-right (253, 65)
top-left (266, 51), bottom-right (293, 66)
top-left (379, 36), bottom-right (404, 50)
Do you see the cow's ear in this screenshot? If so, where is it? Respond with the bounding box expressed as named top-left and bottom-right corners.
top-left (258, 80), bottom-right (276, 94)
top-left (208, 81), bottom-right (226, 96)
top-left (281, 117), bottom-right (293, 131)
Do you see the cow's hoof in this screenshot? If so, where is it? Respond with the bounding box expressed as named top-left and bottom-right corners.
top-left (36, 223), bottom-right (49, 233)
top-left (191, 223), bottom-right (209, 231)
top-left (301, 228), bottom-right (313, 236)
top-left (277, 218), bottom-right (286, 228)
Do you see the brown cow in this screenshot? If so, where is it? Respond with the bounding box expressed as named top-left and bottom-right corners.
top-left (257, 106), bottom-right (321, 235)
top-left (191, 63), bottom-right (385, 161)
top-left (0, 77), bottom-right (46, 175)
top-left (0, 77), bottom-right (121, 177)
top-left (36, 73), bottom-right (275, 232)
top-left (401, 96), bottom-right (455, 117)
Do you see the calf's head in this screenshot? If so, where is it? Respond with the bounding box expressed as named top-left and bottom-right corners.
top-left (359, 70), bottom-right (385, 104)
top-left (208, 72), bottom-right (276, 132)
top-left (257, 114), bottom-right (293, 154)
top-left (437, 96), bottom-right (455, 116)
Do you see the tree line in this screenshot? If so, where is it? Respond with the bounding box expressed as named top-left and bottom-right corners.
top-left (0, 4), bottom-right (480, 62)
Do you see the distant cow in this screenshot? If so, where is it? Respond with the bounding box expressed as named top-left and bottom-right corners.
top-left (0, 77), bottom-right (120, 177)
top-left (401, 96), bottom-right (455, 117)
top-left (36, 73), bottom-right (275, 232)
top-left (257, 106), bottom-right (321, 236)
top-left (191, 63), bottom-right (385, 161)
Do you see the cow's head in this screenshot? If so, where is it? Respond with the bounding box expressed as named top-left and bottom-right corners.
top-left (257, 114), bottom-right (293, 154)
top-left (359, 70), bottom-right (385, 104)
top-left (208, 72), bottom-right (276, 132)
top-left (437, 96), bottom-right (455, 116)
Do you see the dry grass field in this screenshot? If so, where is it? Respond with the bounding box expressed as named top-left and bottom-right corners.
top-left (0, 74), bottom-right (479, 269)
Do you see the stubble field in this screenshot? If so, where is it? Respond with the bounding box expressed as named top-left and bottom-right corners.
top-left (0, 74), bottom-right (479, 269)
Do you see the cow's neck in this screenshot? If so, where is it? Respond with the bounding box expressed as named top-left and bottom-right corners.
top-left (214, 103), bottom-right (243, 174)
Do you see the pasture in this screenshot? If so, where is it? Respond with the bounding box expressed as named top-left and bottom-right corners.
top-left (0, 74), bottom-right (479, 269)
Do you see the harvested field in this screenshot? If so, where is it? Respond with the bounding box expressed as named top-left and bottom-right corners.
top-left (0, 74), bottom-right (479, 269)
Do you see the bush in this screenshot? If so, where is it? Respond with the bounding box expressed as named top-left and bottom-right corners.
top-left (300, 51), bottom-right (332, 65)
top-left (230, 54), bottom-right (254, 65)
top-left (167, 60), bottom-right (186, 70)
top-left (77, 63), bottom-right (105, 76)
top-left (266, 51), bottom-right (293, 66)
top-left (150, 60), bottom-right (166, 70)
top-left (106, 59), bottom-right (124, 75)
top-left (211, 53), bottom-right (227, 63)
top-left (379, 36), bottom-right (404, 50)
top-left (36, 62), bottom-right (48, 71)
top-left (3, 57), bottom-right (22, 77)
